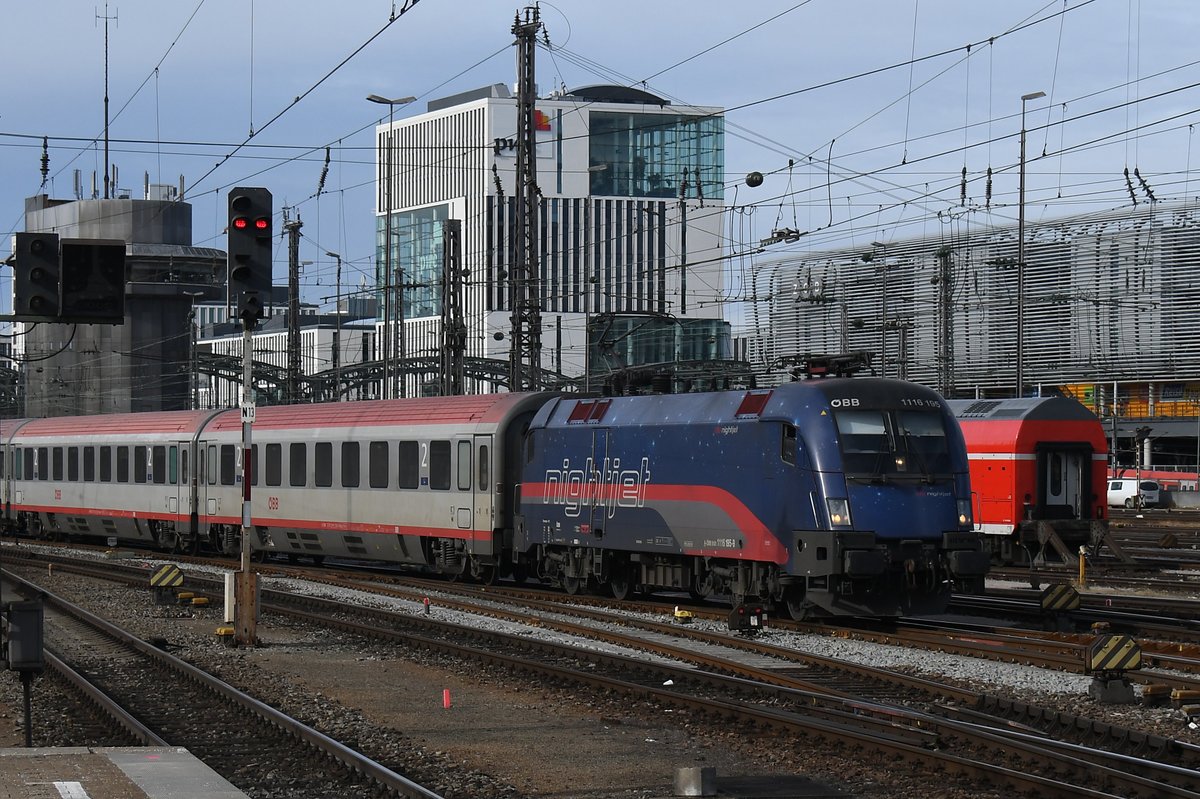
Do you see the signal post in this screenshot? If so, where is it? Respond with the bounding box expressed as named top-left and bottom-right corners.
top-left (227, 187), bottom-right (272, 647)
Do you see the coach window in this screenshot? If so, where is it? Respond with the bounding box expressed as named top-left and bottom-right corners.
top-left (781, 424), bottom-right (797, 465)
top-left (134, 446), bottom-right (148, 484)
top-left (208, 445), bottom-right (217, 485)
top-left (315, 442), bottom-right (333, 487)
top-left (52, 447), bottom-right (64, 481)
top-left (368, 441), bottom-right (388, 488)
top-left (289, 443), bottom-right (306, 487)
top-left (17, 449), bottom-right (27, 481)
top-left (220, 445), bottom-right (236, 486)
top-left (100, 446), bottom-right (112, 482)
top-left (180, 448), bottom-right (187, 485)
top-left (83, 447), bottom-right (95, 482)
top-left (169, 446), bottom-right (178, 485)
top-left (250, 445), bottom-right (259, 487)
top-left (38, 447), bottom-right (49, 480)
top-left (152, 446), bottom-right (166, 484)
top-left (342, 442), bottom-right (360, 488)
top-left (477, 444), bottom-right (489, 491)
top-left (430, 440), bottom-right (451, 490)
top-left (265, 443), bottom-right (282, 487)
top-left (67, 447), bottom-right (79, 481)
top-left (457, 441), bottom-right (472, 491)
top-left (117, 447), bottom-right (130, 483)
top-left (397, 441), bottom-right (419, 489)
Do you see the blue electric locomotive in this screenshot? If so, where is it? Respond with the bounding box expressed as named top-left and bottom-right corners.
top-left (515, 378), bottom-right (987, 618)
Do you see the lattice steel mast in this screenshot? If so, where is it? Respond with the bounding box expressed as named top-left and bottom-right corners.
top-left (508, 6), bottom-right (544, 391)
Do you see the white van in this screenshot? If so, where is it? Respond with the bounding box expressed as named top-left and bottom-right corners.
top-left (1107, 478), bottom-right (1161, 508)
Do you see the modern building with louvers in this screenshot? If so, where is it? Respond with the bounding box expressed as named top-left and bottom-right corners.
top-left (747, 199), bottom-right (1200, 468)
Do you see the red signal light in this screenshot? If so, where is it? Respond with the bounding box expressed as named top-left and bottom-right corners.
top-left (232, 217), bottom-right (249, 230)
top-left (254, 217), bottom-right (269, 230)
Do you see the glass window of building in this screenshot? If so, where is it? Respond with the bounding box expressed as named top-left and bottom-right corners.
top-left (588, 112), bottom-right (724, 200)
top-left (376, 204), bottom-right (449, 323)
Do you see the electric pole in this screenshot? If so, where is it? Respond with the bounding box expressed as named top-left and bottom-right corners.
top-left (508, 6), bottom-right (544, 391)
top-left (283, 212), bottom-right (303, 405)
top-left (440, 219), bottom-right (466, 396)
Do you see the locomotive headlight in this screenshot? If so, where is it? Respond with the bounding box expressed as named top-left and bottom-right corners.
top-left (957, 499), bottom-right (973, 527)
top-left (826, 497), bottom-right (852, 527)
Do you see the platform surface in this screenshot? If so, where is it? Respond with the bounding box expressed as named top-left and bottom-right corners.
top-left (0, 747), bottom-right (247, 799)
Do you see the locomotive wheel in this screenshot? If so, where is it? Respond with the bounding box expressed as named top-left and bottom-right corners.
top-left (562, 575), bottom-right (582, 595)
top-left (510, 564), bottom-right (529, 585)
top-left (608, 562), bottom-right (634, 601)
top-left (782, 586), bottom-right (811, 621)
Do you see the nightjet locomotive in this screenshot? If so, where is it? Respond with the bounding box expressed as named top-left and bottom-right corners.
top-left (1, 379), bottom-right (987, 618)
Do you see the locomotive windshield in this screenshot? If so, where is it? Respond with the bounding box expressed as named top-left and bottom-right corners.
top-left (833, 408), bottom-right (954, 479)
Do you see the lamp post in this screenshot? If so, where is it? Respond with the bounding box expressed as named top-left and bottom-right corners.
top-left (1017, 90), bottom-right (1045, 399)
top-left (367, 94), bottom-right (416, 399)
top-left (325, 251), bottom-right (342, 400)
top-left (183, 291), bottom-right (204, 410)
top-left (871, 241), bottom-right (887, 378)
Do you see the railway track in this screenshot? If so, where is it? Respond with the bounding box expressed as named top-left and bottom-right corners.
top-left (6, 549), bottom-right (1200, 798)
top-left (0, 566), bottom-right (445, 799)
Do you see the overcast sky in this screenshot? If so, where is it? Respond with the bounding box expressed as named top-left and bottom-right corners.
top-left (3, 0), bottom-right (1196, 320)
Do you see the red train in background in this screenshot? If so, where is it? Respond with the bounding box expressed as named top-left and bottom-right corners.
top-left (947, 397), bottom-right (1110, 564)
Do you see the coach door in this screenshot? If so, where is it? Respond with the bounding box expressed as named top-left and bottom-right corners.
top-left (1039, 445), bottom-right (1087, 519)
top-left (171, 442), bottom-right (190, 521)
top-left (472, 435), bottom-right (493, 534)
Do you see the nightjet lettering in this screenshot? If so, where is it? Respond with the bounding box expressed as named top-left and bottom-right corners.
top-left (543, 457), bottom-right (651, 519)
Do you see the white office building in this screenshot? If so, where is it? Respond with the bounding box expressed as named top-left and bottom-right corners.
top-left (375, 83), bottom-right (730, 391)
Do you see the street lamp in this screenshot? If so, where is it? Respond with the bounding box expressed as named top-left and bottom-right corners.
top-left (878, 239), bottom-right (888, 376)
top-left (367, 93), bottom-right (416, 399)
top-left (1017, 90), bottom-right (1045, 399)
top-left (183, 291), bottom-right (204, 409)
top-left (325, 251), bottom-right (342, 400)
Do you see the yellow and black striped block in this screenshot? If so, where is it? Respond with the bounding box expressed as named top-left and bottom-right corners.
top-left (1085, 634), bottom-right (1142, 673)
top-left (150, 564), bottom-right (184, 588)
top-left (1040, 583), bottom-right (1081, 612)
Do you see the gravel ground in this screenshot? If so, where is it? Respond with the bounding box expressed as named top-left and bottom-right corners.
top-left (0, 548), bottom-right (1196, 798)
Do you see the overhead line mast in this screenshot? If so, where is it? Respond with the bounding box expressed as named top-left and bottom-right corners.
top-left (508, 6), bottom-right (544, 392)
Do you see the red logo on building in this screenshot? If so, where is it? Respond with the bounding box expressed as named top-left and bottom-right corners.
top-left (535, 110), bottom-right (552, 132)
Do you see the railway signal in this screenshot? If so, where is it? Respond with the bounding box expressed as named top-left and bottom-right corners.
top-left (59, 238), bottom-right (127, 323)
top-left (227, 187), bottom-right (273, 324)
top-left (12, 232), bottom-right (61, 320)
top-left (12, 234), bottom-right (127, 323)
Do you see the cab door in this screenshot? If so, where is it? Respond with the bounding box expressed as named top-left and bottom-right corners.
top-left (587, 429), bottom-right (609, 537)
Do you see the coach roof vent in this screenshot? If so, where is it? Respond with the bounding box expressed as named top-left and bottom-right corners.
top-left (734, 391), bottom-right (773, 419)
top-left (957, 400), bottom-right (1003, 418)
